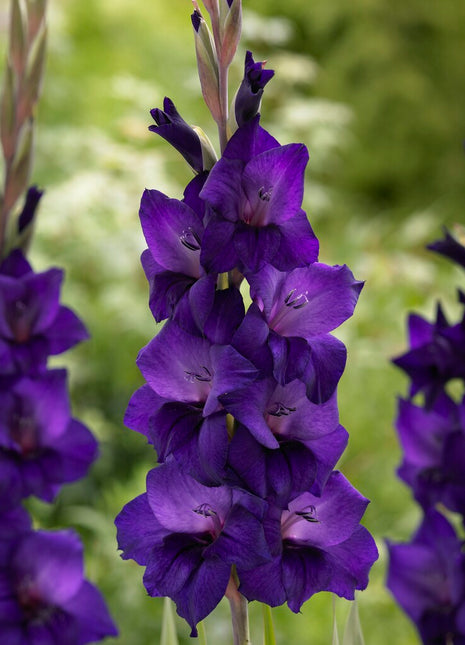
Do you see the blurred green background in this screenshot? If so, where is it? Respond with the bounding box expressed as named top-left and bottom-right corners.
top-left (2, 0), bottom-right (465, 642)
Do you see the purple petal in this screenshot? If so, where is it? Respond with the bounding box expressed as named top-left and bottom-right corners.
top-left (233, 222), bottom-right (281, 271)
top-left (116, 493), bottom-right (167, 565)
top-left (46, 306), bottom-right (89, 355)
top-left (283, 471), bottom-right (370, 547)
top-left (12, 530), bottom-right (84, 605)
top-left (137, 321), bottom-right (212, 403)
top-left (273, 211), bottom-right (319, 270)
top-left (241, 143), bottom-right (308, 225)
top-left (222, 116), bottom-right (280, 163)
top-left (146, 463), bottom-right (232, 534)
top-left (200, 214), bottom-right (239, 273)
top-left (61, 580), bottom-right (118, 642)
top-left (140, 189), bottom-right (203, 277)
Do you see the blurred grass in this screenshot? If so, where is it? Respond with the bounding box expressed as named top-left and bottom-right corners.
top-left (1, 0), bottom-right (465, 643)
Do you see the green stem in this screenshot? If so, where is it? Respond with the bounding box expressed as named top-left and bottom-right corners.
top-left (225, 573), bottom-right (251, 645)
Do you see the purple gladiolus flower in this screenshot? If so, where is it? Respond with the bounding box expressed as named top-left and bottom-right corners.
top-left (244, 262), bottom-right (363, 401)
top-left (200, 117), bottom-right (319, 273)
top-left (149, 97), bottom-right (204, 173)
top-left (0, 369), bottom-right (98, 501)
top-left (140, 173), bottom-right (218, 327)
top-left (0, 250), bottom-right (88, 374)
top-left (115, 462), bottom-right (271, 637)
top-left (393, 305), bottom-right (465, 408)
top-left (238, 471), bottom-right (378, 611)
top-left (387, 509), bottom-right (465, 644)
top-left (396, 394), bottom-right (465, 514)
top-left (221, 378), bottom-right (348, 503)
top-left (234, 51), bottom-right (274, 127)
top-left (127, 319), bottom-right (258, 483)
top-left (0, 528), bottom-right (118, 644)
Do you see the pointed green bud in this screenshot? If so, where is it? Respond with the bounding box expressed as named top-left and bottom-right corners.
top-left (9, 0), bottom-right (27, 74)
top-left (4, 119), bottom-right (34, 213)
top-left (1, 61), bottom-right (16, 161)
top-left (219, 0), bottom-right (241, 68)
top-left (20, 23), bottom-right (47, 122)
top-left (191, 8), bottom-right (221, 124)
top-left (191, 125), bottom-right (217, 170)
top-left (26, 0), bottom-right (47, 43)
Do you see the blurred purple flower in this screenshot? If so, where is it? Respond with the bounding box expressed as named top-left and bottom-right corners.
top-left (387, 509), bottom-right (465, 645)
top-left (0, 250), bottom-right (88, 375)
top-left (149, 97), bottom-right (204, 173)
top-left (115, 462), bottom-right (271, 636)
top-left (0, 369), bottom-right (98, 501)
top-left (238, 471), bottom-right (378, 611)
top-left (396, 394), bottom-right (465, 514)
top-left (0, 528), bottom-right (117, 644)
top-left (393, 304), bottom-right (465, 408)
top-left (234, 51), bottom-right (274, 127)
top-left (200, 117), bottom-right (319, 273)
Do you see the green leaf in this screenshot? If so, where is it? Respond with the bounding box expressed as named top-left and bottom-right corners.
top-left (332, 596), bottom-right (340, 645)
top-left (342, 598), bottom-right (365, 645)
top-left (161, 597), bottom-right (179, 645)
top-left (262, 604), bottom-right (277, 645)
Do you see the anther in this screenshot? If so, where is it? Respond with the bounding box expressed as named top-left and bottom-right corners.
top-left (180, 227), bottom-right (201, 251)
top-left (295, 505), bottom-right (319, 523)
top-left (184, 366), bottom-right (212, 383)
top-left (267, 402), bottom-right (297, 417)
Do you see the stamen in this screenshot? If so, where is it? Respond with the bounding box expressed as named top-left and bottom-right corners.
top-left (193, 503), bottom-right (217, 518)
top-left (258, 186), bottom-right (272, 202)
top-left (295, 505), bottom-right (319, 523)
top-left (285, 290), bottom-right (309, 310)
top-left (267, 402), bottom-right (297, 417)
top-left (184, 366), bottom-right (212, 383)
top-left (180, 227), bottom-right (201, 251)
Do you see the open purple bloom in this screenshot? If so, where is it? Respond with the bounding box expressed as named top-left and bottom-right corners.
top-left (244, 263), bottom-right (362, 401)
top-left (222, 378), bottom-right (347, 504)
top-left (115, 462), bottom-right (270, 636)
top-left (149, 97), bottom-right (204, 173)
top-left (130, 319), bottom-right (257, 483)
top-left (234, 51), bottom-right (274, 127)
top-left (200, 117), bottom-right (319, 273)
top-left (0, 250), bottom-right (88, 374)
top-left (428, 228), bottom-right (465, 270)
top-left (237, 471), bottom-right (378, 611)
top-left (0, 369), bottom-right (98, 501)
top-left (393, 305), bottom-right (465, 408)
top-left (140, 173), bottom-right (217, 327)
top-left (387, 509), bottom-right (465, 645)
top-left (396, 394), bottom-right (465, 514)
top-left (0, 528), bottom-right (117, 644)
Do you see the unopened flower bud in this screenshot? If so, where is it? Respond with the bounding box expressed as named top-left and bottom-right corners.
top-left (219, 0), bottom-right (242, 68)
top-left (191, 9), bottom-right (221, 124)
top-left (149, 97), bottom-right (204, 173)
top-left (230, 50), bottom-right (274, 131)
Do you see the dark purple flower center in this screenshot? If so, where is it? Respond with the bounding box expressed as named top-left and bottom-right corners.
top-left (16, 576), bottom-right (52, 623)
top-left (184, 366), bottom-right (213, 383)
top-left (10, 411), bottom-right (39, 457)
top-left (180, 228), bottom-right (201, 252)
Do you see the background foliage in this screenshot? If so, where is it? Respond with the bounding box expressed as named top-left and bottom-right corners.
top-left (1, 0), bottom-right (464, 642)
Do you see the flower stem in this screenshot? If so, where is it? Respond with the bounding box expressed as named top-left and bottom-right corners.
top-left (225, 572), bottom-right (251, 645)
